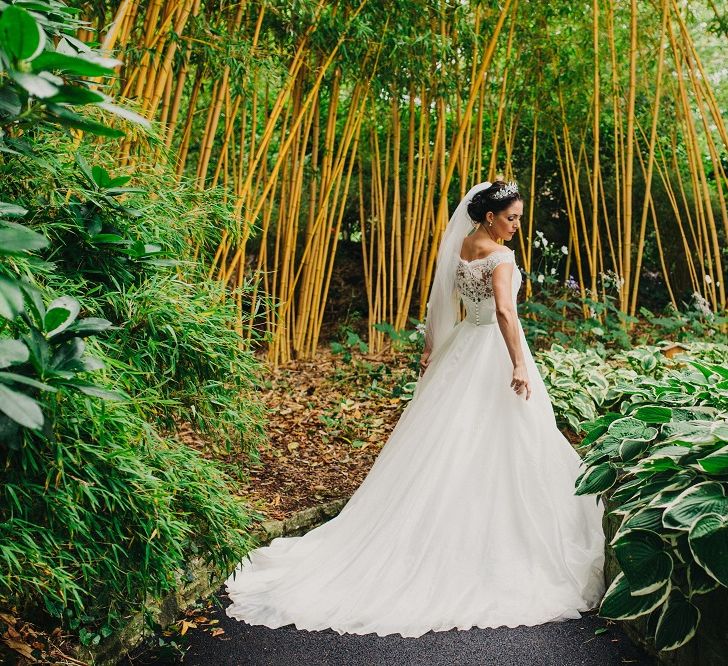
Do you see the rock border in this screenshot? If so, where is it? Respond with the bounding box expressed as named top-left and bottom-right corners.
top-left (78, 497), bottom-right (349, 666)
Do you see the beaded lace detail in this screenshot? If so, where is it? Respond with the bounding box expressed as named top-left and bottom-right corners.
top-left (455, 251), bottom-right (516, 301)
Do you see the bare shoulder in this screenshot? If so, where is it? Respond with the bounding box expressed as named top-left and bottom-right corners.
top-left (460, 237), bottom-right (508, 261)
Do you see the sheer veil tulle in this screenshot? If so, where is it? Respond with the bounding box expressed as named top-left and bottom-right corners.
top-left (423, 181), bottom-right (492, 361)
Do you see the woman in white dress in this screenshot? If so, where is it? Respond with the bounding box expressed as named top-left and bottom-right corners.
top-left (224, 180), bottom-right (606, 638)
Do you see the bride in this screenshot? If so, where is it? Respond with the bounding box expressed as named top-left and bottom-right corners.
top-left (224, 180), bottom-right (606, 638)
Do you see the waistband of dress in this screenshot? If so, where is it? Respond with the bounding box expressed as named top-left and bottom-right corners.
top-left (462, 317), bottom-right (498, 327)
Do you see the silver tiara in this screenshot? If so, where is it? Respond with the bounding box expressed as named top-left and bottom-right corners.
top-left (490, 181), bottom-right (519, 200)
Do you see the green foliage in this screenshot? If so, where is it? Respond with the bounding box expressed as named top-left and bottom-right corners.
top-left (0, 1), bottom-right (147, 138)
top-left (0, 289), bottom-right (119, 445)
top-left (0, 0), bottom-right (266, 643)
top-left (576, 358), bottom-right (728, 652)
top-left (1, 396), bottom-right (256, 638)
top-left (520, 233), bottom-right (728, 354)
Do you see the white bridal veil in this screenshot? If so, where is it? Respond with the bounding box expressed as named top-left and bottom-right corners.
top-left (423, 181), bottom-right (492, 360)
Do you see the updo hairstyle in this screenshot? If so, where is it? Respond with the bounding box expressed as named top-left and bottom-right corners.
top-left (467, 180), bottom-right (523, 224)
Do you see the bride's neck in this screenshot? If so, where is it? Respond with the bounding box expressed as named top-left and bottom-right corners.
top-left (474, 225), bottom-right (503, 244)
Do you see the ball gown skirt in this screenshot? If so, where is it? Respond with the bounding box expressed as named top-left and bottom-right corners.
top-left (224, 252), bottom-right (606, 638)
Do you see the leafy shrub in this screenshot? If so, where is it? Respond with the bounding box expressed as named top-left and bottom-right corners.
top-left (0, 0), bottom-right (265, 642)
top-left (575, 359), bottom-right (728, 652)
top-left (1, 394), bottom-right (256, 642)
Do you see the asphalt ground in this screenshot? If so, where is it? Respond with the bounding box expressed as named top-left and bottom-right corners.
top-left (124, 588), bottom-right (654, 666)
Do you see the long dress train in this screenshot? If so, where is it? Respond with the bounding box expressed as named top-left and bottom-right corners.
top-left (224, 248), bottom-right (606, 638)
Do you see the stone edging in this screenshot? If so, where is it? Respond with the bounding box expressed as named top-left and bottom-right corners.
top-left (78, 497), bottom-right (350, 666)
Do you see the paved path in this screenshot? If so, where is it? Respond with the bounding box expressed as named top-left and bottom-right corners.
top-left (128, 589), bottom-right (653, 666)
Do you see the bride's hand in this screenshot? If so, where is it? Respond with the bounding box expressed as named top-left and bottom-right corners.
top-left (511, 364), bottom-right (531, 400)
top-left (419, 349), bottom-right (431, 375)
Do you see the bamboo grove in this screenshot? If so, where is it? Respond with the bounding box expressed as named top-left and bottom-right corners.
top-left (80, 0), bottom-right (728, 364)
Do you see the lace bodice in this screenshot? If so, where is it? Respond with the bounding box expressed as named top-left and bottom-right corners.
top-left (455, 250), bottom-right (521, 325)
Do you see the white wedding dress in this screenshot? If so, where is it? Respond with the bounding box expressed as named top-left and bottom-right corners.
top-left (225, 248), bottom-right (606, 638)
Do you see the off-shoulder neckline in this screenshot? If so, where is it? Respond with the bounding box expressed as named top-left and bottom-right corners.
top-left (458, 249), bottom-right (514, 265)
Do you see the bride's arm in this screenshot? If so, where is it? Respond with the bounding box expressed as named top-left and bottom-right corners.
top-left (492, 264), bottom-right (531, 399)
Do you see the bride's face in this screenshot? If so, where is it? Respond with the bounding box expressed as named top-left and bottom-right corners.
top-left (487, 200), bottom-right (523, 241)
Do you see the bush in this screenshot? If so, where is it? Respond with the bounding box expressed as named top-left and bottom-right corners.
top-left (575, 358), bottom-right (728, 652)
top-left (0, 0), bottom-right (265, 642)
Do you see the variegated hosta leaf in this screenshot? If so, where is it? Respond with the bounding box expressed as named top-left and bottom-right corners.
top-left (662, 482), bottom-right (728, 531)
top-left (687, 561), bottom-right (720, 596)
top-left (574, 462), bottom-right (617, 496)
top-left (662, 419), bottom-right (728, 445)
top-left (632, 406), bottom-right (673, 423)
top-left (688, 513), bottom-right (728, 587)
top-left (617, 476), bottom-right (694, 514)
top-left (696, 445), bottom-right (728, 475)
top-left (600, 571), bottom-right (671, 620)
top-left (612, 529), bottom-right (673, 596)
top-left (619, 437), bottom-right (651, 462)
top-left (616, 507), bottom-right (664, 539)
top-left (608, 416), bottom-right (658, 442)
top-left (654, 589), bottom-right (700, 652)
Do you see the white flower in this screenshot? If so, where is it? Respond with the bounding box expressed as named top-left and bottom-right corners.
top-left (705, 274), bottom-right (712, 284)
top-left (691, 291), bottom-right (714, 319)
top-left (561, 245), bottom-right (568, 255)
top-left (415, 322), bottom-right (426, 335)
top-left (534, 240), bottom-right (540, 248)
top-left (537, 274), bottom-right (544, 283)
top-left (542, 238), bottom-right (549, 247)
top-left (536, 230), bottom-right (545, 238)
top-left (550, 268), bottom-right (556, 275)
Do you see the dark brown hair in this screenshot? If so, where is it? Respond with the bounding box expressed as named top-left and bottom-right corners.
top-left (467, 180), bottom-right (523, 223)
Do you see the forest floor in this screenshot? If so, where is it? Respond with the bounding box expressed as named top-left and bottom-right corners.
top-left (180, 346), bottom-right (420, 522)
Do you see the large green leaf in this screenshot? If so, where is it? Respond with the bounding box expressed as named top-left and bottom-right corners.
top-left (0, 371), bottom-right (56, 392)
top-left (0, 339), bottom-right (29, 368)
top-left (10, 71), bottom-right (59, 98)
top-left (31, 51), bottom-right (115, 77)
top-left (44, 296), bottom-right (80, 337)
top-left (654, 589), bottom-right (700, 652)
top-left (52, 317), bottom-right (113, 342)
top-left (0, 220), bottom-right (49, 254)
top-left (599, 571), bottom-right (671, 620)
top-left (687, 560), bottom-right (720, 596)
top-left (663, 420), bottom-right (728, 446)
top-left (633, 406), bottom-right (673, 423)
top-left (0, 276), bottom-right (24, 320)
top-left (608, 416), bottom-right (658, 442)
top-left (688, 513), bottom-right (728, 587)
top-left (50, 337), bottom-right (85, 371)
top-left (63, 379), bottom-right (126, 401)
top-left (575, 462), bottom-right (618, 495)
top-left (617, 507), bottom-right (665, 537)
top-left (45, 104), bottom-right (124, 138)
top-left (582, 412), bottom-right (623, 441)
top-left (612, 529), bottom-right (673, 595)
top-left (696, 445), bottom-right (728, 475)
top-left (0, 5), bottom-right (46, 61)
top-left (663, 483), bottom-right (728, 531)
top-left (47, 85), bottom-right (106, 106)
top-left (0, 382), bottom-right (43, 429)
top-left (619, 437), bottom-right (651, 462)
top-left (0, 202), bottom-right (28, 217)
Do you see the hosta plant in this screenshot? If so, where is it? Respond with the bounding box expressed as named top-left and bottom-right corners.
top-left (575, 359), bottom-right (728, 652)
top-left (535, 344), bottom-right (635, 432)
